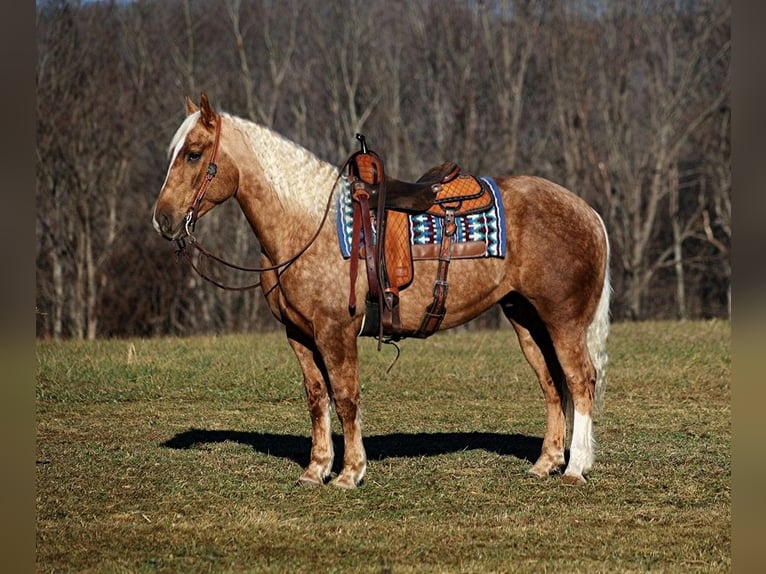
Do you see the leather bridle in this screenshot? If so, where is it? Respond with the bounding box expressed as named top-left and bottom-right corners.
top-left (183, 114), bottom-right (222, 236)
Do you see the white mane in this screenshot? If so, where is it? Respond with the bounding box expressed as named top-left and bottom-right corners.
top-left (166, 111), bottom-right (341, 218)
top-left (223, 114), bottom-right (341, 217)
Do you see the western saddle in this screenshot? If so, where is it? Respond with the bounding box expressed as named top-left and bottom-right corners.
top-left (346, 134), bottom-right (492, 343)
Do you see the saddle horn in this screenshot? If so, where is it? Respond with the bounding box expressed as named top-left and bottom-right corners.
top-left (356, 133), bottom-right (368, 154)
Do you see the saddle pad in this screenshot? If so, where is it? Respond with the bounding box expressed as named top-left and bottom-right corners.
top-left (336, 176), bottom-right (506, 260)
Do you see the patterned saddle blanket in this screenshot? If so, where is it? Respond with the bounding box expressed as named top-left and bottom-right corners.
top-left (336, 175), bottom-right (506, 262)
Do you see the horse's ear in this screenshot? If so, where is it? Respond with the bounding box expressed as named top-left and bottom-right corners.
top-left (185, 96), bottom-right (198, 116)
top-left (199, 92), bottom-right (217, 127)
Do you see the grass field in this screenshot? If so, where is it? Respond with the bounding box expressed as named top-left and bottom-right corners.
top-left (36, 321), bottom-right (730, 573)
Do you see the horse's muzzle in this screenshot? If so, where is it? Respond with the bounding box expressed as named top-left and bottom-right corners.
top-left (152, 210), bottom-right (185, 241)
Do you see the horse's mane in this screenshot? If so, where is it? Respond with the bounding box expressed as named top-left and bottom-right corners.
top-left (223, 114), bottom-right (340, 217)
top-left (167, 111), bottom-right (340, 218)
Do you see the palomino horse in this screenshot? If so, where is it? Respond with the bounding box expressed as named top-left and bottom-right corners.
top-left (153, 94), bottom-right (611, 487)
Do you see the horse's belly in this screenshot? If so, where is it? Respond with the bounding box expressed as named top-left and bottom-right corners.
top-left (397, 257), bottom-right (509, 331)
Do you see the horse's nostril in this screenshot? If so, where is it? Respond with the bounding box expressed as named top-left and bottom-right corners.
top-left (153, 210), bottom-right (175, 238)
top-left (160, 214), bottom-right (170, 232)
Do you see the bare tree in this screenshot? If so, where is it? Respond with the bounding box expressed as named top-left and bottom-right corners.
top-left (547, 0), bottom-right (729, 319)
top-left (479, 0), bottom-right (540, 172)
top-left (37, 2), bottom-right (136, 338)
top-left (303, 0), bottom-right (384, 160)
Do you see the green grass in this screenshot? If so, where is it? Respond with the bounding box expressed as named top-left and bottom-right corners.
top-left (36, 321), bottom-right (730, 572)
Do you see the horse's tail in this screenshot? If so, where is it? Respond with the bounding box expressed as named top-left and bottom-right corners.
top-left (587, 214), bottom-right (612, 417)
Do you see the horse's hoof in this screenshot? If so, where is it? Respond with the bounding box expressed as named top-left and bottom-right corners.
top-left (331, 472), bottom-right (361, 490)
top-left (297, 471), bottom-right (325, 487)
top-left (562, 472), bottom-right (587, 486)
top-left (331, 476), bottom-right (357, 489)
top-left (296, 477), bottom-right (322, 487)
top-left (528, 458), bottom-right (564, 478)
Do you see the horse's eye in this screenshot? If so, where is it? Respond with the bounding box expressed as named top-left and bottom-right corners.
top-left (187, 151), bottom-right (202, 163)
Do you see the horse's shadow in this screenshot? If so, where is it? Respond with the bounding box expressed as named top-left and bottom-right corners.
top-left (161, 428), bottom-right (542, 473)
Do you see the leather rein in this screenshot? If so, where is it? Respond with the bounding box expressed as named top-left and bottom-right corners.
top-left (174, 114), bottom-right (342, 292)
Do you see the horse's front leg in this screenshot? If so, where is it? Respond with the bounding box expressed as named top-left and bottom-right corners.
top-left (316, 325), bottom-right (367, 489)
top-left (286, 327), bottom-right (334, 486)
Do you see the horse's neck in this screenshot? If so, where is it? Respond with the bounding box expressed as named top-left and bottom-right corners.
top-left (227, 116), bottom-right (339, 260)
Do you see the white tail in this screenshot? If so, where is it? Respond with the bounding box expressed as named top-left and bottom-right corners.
top-left (587, 215), bottom-right (611, 416)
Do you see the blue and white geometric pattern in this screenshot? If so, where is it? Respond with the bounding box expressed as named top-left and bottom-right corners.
top-left (336, 176), bottom-right (506, 259)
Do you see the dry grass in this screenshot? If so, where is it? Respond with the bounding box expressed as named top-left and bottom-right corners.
top-left (36, 321), bottom-right (730, 572)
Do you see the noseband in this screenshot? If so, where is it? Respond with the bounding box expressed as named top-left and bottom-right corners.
top-left (184, 114), bottom-right (222, 235)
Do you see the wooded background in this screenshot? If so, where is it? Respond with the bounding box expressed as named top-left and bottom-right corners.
top-left (35, 0), bottom-right (730, 339)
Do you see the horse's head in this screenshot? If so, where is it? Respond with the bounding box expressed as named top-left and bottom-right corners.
top-left (152, 94), bottom-right (238, 241)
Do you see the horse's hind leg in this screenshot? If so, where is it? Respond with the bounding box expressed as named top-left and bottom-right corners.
top-left (549, 329), bottom-right (597, 485)
top-left (286, 327), bottom-right (334, 486)
top-left (511, 322), bottom-right (567, 476)
top-left (502, 295), bottom-right (566, 476)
